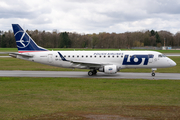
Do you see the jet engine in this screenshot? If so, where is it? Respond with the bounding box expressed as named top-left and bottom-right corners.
top-left (99, 65), bottom-right (118, 74)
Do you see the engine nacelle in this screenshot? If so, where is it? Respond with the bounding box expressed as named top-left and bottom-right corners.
top-left (99, 65), bottom-right (118, 74)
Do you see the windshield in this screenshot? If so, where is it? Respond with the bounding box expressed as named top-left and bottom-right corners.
top-left (158, 54), bottom-right (166, 57)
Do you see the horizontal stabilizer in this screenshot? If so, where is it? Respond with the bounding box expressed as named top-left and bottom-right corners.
top-left (9, 52), bottom-right (33, 58)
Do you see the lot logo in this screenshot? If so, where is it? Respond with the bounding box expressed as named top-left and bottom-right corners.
top-left (108, 67), bottom-right (113, 71)
top-left (122, 55), bottom-right (154, 65)
top-left (15, 31), bottom-right (30, 48)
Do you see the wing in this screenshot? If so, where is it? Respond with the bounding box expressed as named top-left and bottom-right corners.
top-left (58, 52), bottom-right (111, 68)
top-left (71, 61), bottom-right (111, 68)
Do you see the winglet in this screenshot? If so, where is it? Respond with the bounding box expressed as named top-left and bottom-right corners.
top-left (58, 52), bottom-right (68, 61)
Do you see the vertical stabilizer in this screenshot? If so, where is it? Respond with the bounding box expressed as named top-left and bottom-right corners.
top-left (12, 24), bottom-right (48, 53)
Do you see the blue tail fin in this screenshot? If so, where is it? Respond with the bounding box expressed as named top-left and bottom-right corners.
top-left (12, 24), bottom-right (48, 53)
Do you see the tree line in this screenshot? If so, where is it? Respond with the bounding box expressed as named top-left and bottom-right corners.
top-left (0, 29), bottom-right (180, 49)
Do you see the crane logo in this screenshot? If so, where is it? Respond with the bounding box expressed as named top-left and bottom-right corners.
top-left (15, 31), bottom-right (30, 48)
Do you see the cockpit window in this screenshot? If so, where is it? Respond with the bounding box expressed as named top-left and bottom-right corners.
top-left (158, 54), bottom-right (166, 57)
top-left (158, 54), bottom-right (162, 57)
top-left (162, 54), bottom-right (166, 57)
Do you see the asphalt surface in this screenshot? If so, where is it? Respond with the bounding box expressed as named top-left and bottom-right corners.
top-left (164, 53), bottom-right (180, 56)
top-left (0, 56), bottom-right (11, 57)
top-left (0, 71), bottom-right (179, 80)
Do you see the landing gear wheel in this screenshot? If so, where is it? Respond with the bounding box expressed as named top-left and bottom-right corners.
top-left (151, 68), bottom-right (157, 77)
top-left (152, 72), bottom-right (155, 76)
top-left (88, 71), bottom-right (93, 76)
top-left (93, 70), bottom-right (97, 75)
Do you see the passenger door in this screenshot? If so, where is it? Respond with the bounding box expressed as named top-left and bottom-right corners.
top-left (48, 54), bottom-right (53, 63)
top-left (148, 54), bottom-right (153, 63)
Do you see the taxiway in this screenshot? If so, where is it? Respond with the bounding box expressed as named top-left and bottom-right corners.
top-left (0, 71), bottom-right (179, 80)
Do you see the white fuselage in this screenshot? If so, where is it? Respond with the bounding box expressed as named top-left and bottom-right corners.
top-left (17, 51), bottom-right (176, 70)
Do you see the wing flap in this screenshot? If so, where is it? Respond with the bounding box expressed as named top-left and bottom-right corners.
top-left (71, 61), bottom-right (110, 66)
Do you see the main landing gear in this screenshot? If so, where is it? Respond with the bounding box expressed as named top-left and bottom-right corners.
top-left (151, 68), bottom-right (157, 76)
top-left (88, 70), bottom-right (97, 76)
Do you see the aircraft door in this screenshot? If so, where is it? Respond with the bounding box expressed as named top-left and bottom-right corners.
top-left (120, 54), bottom-right (123, 64)
top-left (48, 54), bottom-right (53, 63)
top-left (148, 54), bottom-right (153, 63)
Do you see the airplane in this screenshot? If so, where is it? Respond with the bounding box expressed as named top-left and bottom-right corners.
top-left (9, 24), bottom-right (176, 76)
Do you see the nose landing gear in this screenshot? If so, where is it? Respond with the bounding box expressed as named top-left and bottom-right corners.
top-left (151, 68), bottom-right (157, 76)
top-left (151, 71), bottom-right (155, 76)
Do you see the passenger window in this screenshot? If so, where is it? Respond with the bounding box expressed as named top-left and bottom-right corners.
top-left (82, 56), bottom-right (84, 58)
top-left (94, 56), bottom-right (96, 58)
top-left (86, 55), bottom-right (88, 58)
top-left (72, 55), bottom-right (74, 58)
top-left (90, 55), bottom-right (92, 58)
top-left (68, 55), bottom-right (70, 57)
top-left (77, 55), bottom-right (79, 58)
top-left (99, 56), bottom-right (101, 58)
top-left (64, 55), bottom-right (66, 57)
top-left (104, 56), bottom-right (106, 58)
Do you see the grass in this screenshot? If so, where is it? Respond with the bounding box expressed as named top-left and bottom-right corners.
top-left (0, 77), bottom-right (180, 120)
top-left (0, 54), bottom-right (9, 56)
top-left (0, 48), bottom-right (179, 119)
top-left (0, 57), bottom-right (179, 73)
top-left (0, 48), bottom-right (18, 52)
top-left (0, 57), bottom-right (83, 71)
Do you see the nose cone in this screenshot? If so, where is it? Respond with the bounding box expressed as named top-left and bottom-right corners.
top-left (170, 60), bottom-right (176, 67)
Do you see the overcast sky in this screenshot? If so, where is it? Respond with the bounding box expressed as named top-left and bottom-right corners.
top-left (0, 0), bottom-right (180, 34)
